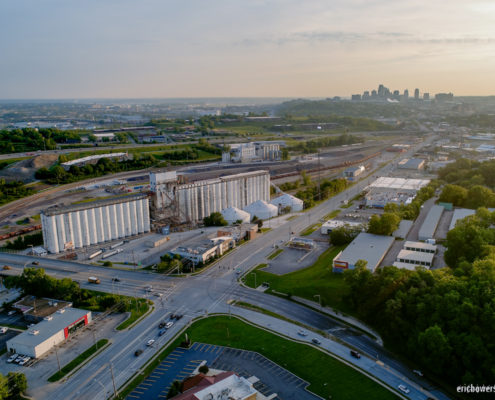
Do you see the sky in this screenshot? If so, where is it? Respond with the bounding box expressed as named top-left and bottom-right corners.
top-left (1, 0), bottom-right (495, 98)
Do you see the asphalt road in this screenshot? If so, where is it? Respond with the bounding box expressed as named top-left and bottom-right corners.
top-left (0, 133), bottom-right (449, 400)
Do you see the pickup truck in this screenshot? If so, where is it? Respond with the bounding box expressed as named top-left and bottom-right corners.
top-left (88, 276), bottom-right (100, 284)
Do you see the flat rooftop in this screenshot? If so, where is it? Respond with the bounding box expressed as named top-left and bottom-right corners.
top-left (42, 193), bottom-right (147, 216)
top-left (418, 205), bottom-right (444, 240)
top-left (334, 232), bottom-right (394, 271)
top-left (397, 249), bottom-right (434, 263)
top-left (13, 296), bottom-right (72, 318)
top-left (367, 177), bottom-right (430, 191)
top-left (8, 307), bottom-right (89, 347)
top-left (404, 240), bottom-right (437, 252)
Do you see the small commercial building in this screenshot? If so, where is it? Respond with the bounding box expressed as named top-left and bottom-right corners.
top-left (344, 165), bottom-right (365, 180)
top-left (171, 236), bottom-right (235, 264)
top-left (332, 232), bottom-right (394, 272)
top-left (394, 249), bottom-right (434, 269)
top-left (217, 224), bottom-right (258, 242)
top-left (418, 205), bottom-right (444, 241)
top-left (6, 307), bottom-right (92, 359)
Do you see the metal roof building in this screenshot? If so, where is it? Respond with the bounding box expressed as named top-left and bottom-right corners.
top-left (395, 249), bottom-right (434, 268)
top-left (366, 177), bottom-right (430, 192)
top-left (397, 158), bottom-right (426, 170)
top-left (418, 205), bottom-right (444, 241)
top-left (6, 307), bottom-right (91, 359)
top-left (404, 241), bottom-right (437, 254)
top-left (333, 232), bottom-right (394, 272)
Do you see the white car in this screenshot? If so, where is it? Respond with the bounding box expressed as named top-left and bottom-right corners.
top-left (398, 384), bottom-right (410, 394)
top-left (297, 329), bottom-right (308, 336)
top-left (0, 327), bottom-right (8, 334)
top-left (165, 322), bottom-right (173, 329)
top-left (7, 354), bottom-right (18, 363)
top-left (146, 339), bottom-right (155, 346)
top-left (15, 355), bottom-right (24, 363)
top-left (19, 357), bottom-right (30, 366)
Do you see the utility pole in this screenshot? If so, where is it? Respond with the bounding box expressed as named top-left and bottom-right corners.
top-left (54, 344), bottom-right (61, 373)
top-left (109, 363), bottom-right (117, 398)
top-left (318, 150), bottom-right (321, 201)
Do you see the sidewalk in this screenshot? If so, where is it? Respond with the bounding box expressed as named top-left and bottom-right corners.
top-left (292, 296), bottom-right (383, 346)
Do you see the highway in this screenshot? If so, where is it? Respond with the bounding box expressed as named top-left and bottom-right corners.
top-left (0, 133), bottom-right (450, 400)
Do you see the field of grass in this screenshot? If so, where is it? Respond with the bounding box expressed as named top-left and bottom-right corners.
top-left (48, 339), bottom-right (109, 382)
top-left (242, 246), bottom-right (354, 315)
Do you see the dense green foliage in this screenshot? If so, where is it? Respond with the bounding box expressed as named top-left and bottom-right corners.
top-left (35, 154), bottom-right (157, 184)
top-left (287, 133), bottom-right (360, 153)
top-left (47, 339), bottom-right (109, 382)
top-left (5, 268), bottom-right (144, 312)
top-left (3, 232), bottom-right (43, 250)
top-left (367, 212), bottom-right (400, 236)
top-left (0, 179), bottom-right (34, 206)
top-left (438, 158), bottom-right (495, 188)
top-left (203, 212), bottom-right (228, 227)
top-left (344, 254), bottom-right (495, 388)
top-left (295, 177), bottom-right (348, 208)
top-left (330, 225), bottom-right (361, 245)
top-left (0, 372), bottom-right (27, 399)
top-left (0, 128), bottom-right (82, 153)
top-left (157, 254), bottom-right (184, 273)
top-left (439, 184), bottom-right (495, 208)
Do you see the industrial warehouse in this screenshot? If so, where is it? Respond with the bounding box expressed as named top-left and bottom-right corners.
top-left (364, 177), bottom-right (430, 208)
top-left (41, 194), bottom-right (150, 253)
top-left (150, 170), bottom-right (270, 224)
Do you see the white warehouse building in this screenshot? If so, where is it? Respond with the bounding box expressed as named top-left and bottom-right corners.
top-left (270, 193), bottom-right (304, 212)
top-left (150, 170), bottom-right (270, 224)
top-left (41, 194), bottom-right (150, 253)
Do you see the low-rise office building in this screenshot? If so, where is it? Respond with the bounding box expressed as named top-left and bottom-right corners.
top-left (321, 220), bottom-right (363, 235)
top-left (6, 307), bottom-right (91, 359)
top-left (394, 249), bottom-right (434, 269)
top-left (403, 241), bottom-right (437, 254)
top-left (171, 236), bottom-right (235, 264)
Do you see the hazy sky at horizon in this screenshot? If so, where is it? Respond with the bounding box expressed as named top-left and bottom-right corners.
top-left (1, 0), bottom-right (495, 98)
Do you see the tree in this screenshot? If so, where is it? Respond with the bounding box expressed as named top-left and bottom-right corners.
top-left (198, 364), bottom-right (209, 374)
top-left (0, 374), bottom-right (8, 400)
top-left (329, 226), bottom-right (360, 245)
top-left (203, 212), bottom-right (227, 227)
top-left (167, 380), bottom-right (182, 398)
top-left (439, 184), bottom-right (468, 206)
top-left (466, 185), bottom-right (495, 209)
top-left (417, 325), bottom-right (452, 371)
top-left (367, 213), bottom-right (400, 236)
top-left (251, 215), bottom-right (263, 228)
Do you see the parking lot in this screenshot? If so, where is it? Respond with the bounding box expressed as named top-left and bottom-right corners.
top-left (127, 342), bottom-right (320, 400)
top-left (262, 243), bottom-right (327, 275)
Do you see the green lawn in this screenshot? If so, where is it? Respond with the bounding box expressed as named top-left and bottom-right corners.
top-left (242, 246), bottom-right (354, 315)
top-left (176, 317), bottom-right (397, 400)
top-left (48, 339), bottom-right (109, 382)
top-left (300, 222), bottom-right (322, 236)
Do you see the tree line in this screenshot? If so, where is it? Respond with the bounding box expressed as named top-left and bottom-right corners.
top-left (295, 177), bottom-right (348, 208)
top-left (0, 179), bottom-right (34, 206)
top-left (0, 128), bottom-right (81, 154)
top-left (287, 134), bottom-right (360, 154)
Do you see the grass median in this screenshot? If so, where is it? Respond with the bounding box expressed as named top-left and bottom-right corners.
top-left (119, 316), bottom-right (397, 400)
top-left (267, 248), bottom-right (283, 260)
top-left (242, 245), bottom-right (355, 315)
top-left (48, 339), bottom-right (109, 382)
top-left (116, 299), bottom-right (150, 330)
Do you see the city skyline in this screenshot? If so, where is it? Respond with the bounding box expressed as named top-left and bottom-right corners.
top-left (1, 0), bottom-right (495, 98)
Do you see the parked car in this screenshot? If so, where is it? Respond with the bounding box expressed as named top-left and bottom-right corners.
top-left (350, 350), bottom-right (361, 359)
top-left (312, 338), bottom-right (321, 345)
top-left (14, 355), bottom-right (24, 363)
top-left (134, 349), bottom-right (143, 357)
top-left (0, 327), bottom-right (8, 334)
top-left (146, 339), bottom-right (155, 346)
top-left (154, 292), bottom-right (163, 297)
top-left (165, 322), bottom-right (173, 329)
top-left (19, 357), bottom-right (30, 366)
top-left (413, 369), bottom-right (423, 377)
top-left (398, 385), bottom-right (410, 394)
top-left (7, 354), bottom-right (18, 363)
top-left (297, 330), bottom-right (308, 336)
top-left (2, 265), bottom-right (11, 270)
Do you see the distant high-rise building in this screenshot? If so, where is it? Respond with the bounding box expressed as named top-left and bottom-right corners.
top-left (404, 89), bottom-right (409, 99)
top-left (371, 90), bottom-right (377, 98)
top-left (435, 92), bottom-right (454, 102)
top-left (362, 91), bottom-right (370, 100)
top-left (423, 93), bottom-right (430, 100)
top-left (351, 94), bottom-right (362, 101)
top-left (414, 88), bottom-right (420, 99)
top-left (378, 84), bottom-right (385, 97)
top-left (393, 90), bottom-right (400, 97)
